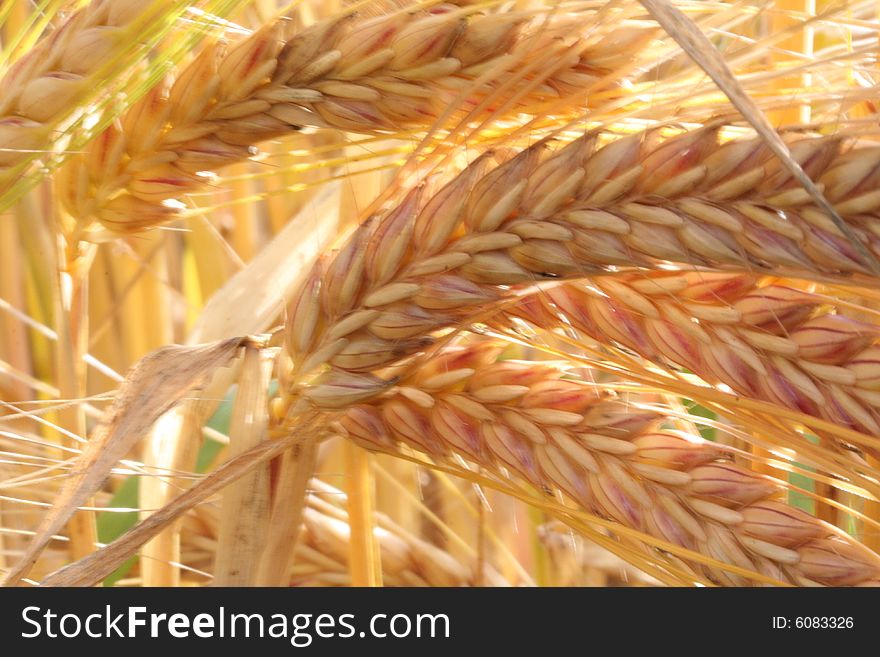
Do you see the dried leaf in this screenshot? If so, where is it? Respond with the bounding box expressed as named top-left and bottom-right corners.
top-left (2, 337), bottom-right (248, 586)
top-left (41, 428), bottom-right (307, 587)
top-left (189, 181), bottom-right (341, 345)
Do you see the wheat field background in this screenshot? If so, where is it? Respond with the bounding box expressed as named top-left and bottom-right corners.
top-left (2, 0), bottom-right (880, 588)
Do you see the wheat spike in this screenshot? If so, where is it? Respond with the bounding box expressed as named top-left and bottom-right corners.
top-left (338, 341), bottom-right (880, 587)
top-left (282, 126), bottom-right (880, 414)
top-left (502, 272), bottom-right (880, 459)
top-left (52, 4), bottom-right (652, 234)
top-left (186, 478), bottom-right (503, 586)
top-left (0, 1), bottom-right (147, 168)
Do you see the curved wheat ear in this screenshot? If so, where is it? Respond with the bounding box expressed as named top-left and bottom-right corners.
top-left (338, 341), bottom-right (880, 587)
top-left (0, 1), bottom-right (156, 177)
top-left (55, 4), bottom-right (652, 233)
top-left (189, 478), bottom-right (503, 586)
top-left (295, 507), bottom-right (497, 587)
top-left (538, 521), bottom-right (658, 586)
top-left (503, 272), bottom-right (880, 459)
top-left (282, 126), bottom-right (880, 412)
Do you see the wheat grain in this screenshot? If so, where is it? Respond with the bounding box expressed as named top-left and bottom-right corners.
top-left (53, 4), bottom-right (652, 233)
top-left (338, 341), bottom-right (880, 586)
top-left (281, 126), bottom-right (880, 417)
top-left (0, 0), bottom-right (148, 172)
top-left (501, 272), bottom-right (880, 458)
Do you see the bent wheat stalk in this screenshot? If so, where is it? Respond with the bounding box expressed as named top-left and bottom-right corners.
top-left (338, 341), bottom-right (880, 586)
top-left (55, 4), bottom-right (652, 235)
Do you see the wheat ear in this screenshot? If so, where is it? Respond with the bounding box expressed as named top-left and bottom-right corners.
top-left (188, 478), bottom-right (502, 586)
top-left (54, 5), bottom-right (652, 234)
top-left (280, 126), bottom-right (880, 416)
top-left (337, 341), bottom-right (880, 587)
top-left (502, 272), bottom-right (880, 458)
top-left (0, 1), bottom-right (148, 169)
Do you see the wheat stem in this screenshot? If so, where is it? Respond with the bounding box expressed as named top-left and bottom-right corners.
top-left (344, 443), bottom-right (382, 586)
top-left (213, 343), bottom-right (273, 586)
top-left (253, 437), bottom-right (318, 586)
top-left (51, 239), bottom-right (96, 563)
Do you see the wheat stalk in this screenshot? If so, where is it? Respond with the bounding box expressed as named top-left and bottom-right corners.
top-left (500, 272), bottom-right (880, 459)
top-left (53, 4), bottom-right (652, 235)
top-left (337, 340), bottom-right (880, 586)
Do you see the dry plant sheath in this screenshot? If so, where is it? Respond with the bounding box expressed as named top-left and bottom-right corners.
top-left (339, 341), bottom-right (880, 587)
top-left (207, 478), bottom-right (506, 587)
